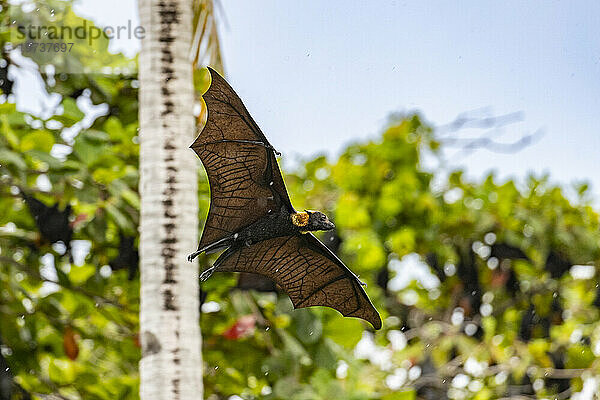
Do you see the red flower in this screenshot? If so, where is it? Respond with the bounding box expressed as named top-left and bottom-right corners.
top-left (223, 315), bottom-right (256, 340)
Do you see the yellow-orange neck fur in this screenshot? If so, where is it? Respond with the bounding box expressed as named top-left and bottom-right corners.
top-left (291, 212), bottom-right (310, 227)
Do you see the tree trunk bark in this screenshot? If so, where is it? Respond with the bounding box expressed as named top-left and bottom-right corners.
top-left (138, 0), bottom-right (202, 399)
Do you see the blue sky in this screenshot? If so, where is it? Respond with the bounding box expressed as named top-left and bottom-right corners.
top-left (43, 1), bottom-right (600, 196)
top-left (215, 1), bottom-right (600, 194)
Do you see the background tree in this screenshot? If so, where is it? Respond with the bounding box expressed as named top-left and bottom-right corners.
top-left (137, 0), bottom-right (222, 398)
top-left (1, 2), bottom-right (600, 399)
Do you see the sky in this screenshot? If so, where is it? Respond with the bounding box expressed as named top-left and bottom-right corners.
top-left (213, 1), bottom-right (600, 195)
top-left (19, 0), bottom-right (600, 196)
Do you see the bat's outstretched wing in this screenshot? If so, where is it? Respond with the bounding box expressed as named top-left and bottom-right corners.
top-left (191, 67), bottom-right (294, 251)
top-left (216, 233), bottom-right (382, 329)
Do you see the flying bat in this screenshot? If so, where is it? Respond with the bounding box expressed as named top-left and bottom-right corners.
top-left (187, 67), bottom-right (381, 330)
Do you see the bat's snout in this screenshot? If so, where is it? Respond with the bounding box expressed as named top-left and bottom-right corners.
top-left (324, 220), bottom-right (335, 231)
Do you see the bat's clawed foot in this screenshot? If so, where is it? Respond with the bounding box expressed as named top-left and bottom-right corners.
top-left (187, 250), bottom-right (202, 262)
top-left (200, 267), bottom-right (216, 282)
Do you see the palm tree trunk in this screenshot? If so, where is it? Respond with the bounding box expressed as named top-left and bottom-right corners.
top-left (138, 0), bottom-right (202, 399)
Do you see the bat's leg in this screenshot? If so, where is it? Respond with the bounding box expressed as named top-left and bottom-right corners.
top-left (199, 266), bottom-right (216, 281)
top-left (188, 235), bottom-right (237, 261)
top-left (199, 246), bottom-right (237, 282)
top-left (187, 250), bottom-right (203, 262)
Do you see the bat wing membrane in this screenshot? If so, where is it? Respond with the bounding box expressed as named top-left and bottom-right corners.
top-left (216, 233), bottom-right (382, 329)
top-left (191, 68), bottom-right (294, 250)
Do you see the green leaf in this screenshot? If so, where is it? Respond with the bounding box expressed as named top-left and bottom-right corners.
top-left (69, 264), bottom-right (96, 285)
top-left (105, 203), bottom-right (134, 233)
top-left (0, 113), bottom-right (21, 147)
top-left (0, 148), bottom-right (27, 170)
top-left (104, 117), bottom-right (126, 141)
top-left (295, 309), bottom-right (322, 345)
top-left (323, 317), bottom-right (363, 348)
top-left (20, 130), bottom-right (55, 152)
top-left (83, 130), bottom-right (110, 143)
top-left (73, 133), bottom-right (108, 166)
top-left (382, 390), bottom-right (416, 400)
top-left (59, 98), bottom-right (85, 123)
top-left (26, 149), bottom-right (63, 170)
top-left (314, 340), bottom-right (337, 370)
top-left (48, 359), bottom-right (76, 384)
top-left (277, 328), bottom-right (310, 361)
top-left (121, 188), bottom-right (140, 210)
top-left (59, 160), bottom-right (83, 173)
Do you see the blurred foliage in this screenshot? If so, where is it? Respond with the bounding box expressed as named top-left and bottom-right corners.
top-left (2, 1), bottom-right (600, 400)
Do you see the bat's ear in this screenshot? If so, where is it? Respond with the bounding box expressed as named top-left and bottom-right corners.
top-left (304, 209), bottom-right (312, 216)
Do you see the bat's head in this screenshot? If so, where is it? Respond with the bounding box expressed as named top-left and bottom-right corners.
top-left (305, 210), bottom-right (335, 231)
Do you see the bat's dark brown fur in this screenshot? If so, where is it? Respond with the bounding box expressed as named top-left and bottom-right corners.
top-left (188, 67), bottom-right (381, 329)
